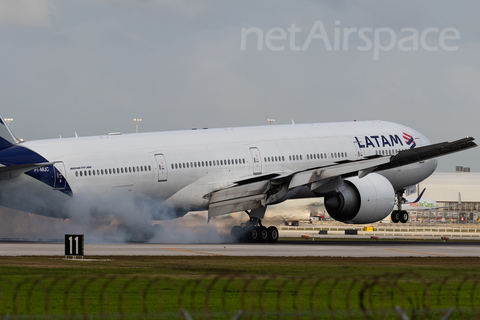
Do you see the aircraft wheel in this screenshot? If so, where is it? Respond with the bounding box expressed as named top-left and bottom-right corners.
top-left (267, 226), bottom-right (279, 243)
top-left (400, 210), bottom-right (409, 223)
top-left (258, 226), bottom-right (268, 243)
top-left (391, 210), bottom-right (400, 223)
top-left (231, 226), bottom-right (242, 242)
top-left (250, 227), bottom-right (259, 242)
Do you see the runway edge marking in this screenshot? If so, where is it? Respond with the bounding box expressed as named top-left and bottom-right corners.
top-left (384, 248), bottom-right (454, 257)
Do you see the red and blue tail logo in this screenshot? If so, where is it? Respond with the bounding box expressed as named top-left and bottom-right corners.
top-left (403, 132), bottom-right (416, 149)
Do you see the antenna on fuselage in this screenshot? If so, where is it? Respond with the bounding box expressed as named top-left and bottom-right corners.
top-left (292, 119), bottom-right (295, 124)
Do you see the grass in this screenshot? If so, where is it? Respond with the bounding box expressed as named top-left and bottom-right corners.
top-left (1, 256), bottom-right (480, 319)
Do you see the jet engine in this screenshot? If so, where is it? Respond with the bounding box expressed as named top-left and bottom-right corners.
top-left (324, 173), bottom-right (395, 224)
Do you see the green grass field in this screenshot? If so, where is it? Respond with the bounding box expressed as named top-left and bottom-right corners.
top-left (1, 256), bottom-right (480, 319)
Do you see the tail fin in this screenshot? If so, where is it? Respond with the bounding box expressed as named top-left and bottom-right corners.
top-left (0, 114), bottom-right (19, 150)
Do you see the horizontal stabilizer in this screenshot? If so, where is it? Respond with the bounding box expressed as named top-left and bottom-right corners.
top-left (0, 162), bottom-right (53, 180)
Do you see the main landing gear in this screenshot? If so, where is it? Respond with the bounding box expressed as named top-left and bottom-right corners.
top-left (391, 189), bottom-right (409, 223)
top-left (231, 215), bottom-right (279, 243)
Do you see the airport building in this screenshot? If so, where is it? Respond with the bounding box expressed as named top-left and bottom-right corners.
top-left (410, 167), bottom-right (480, 223)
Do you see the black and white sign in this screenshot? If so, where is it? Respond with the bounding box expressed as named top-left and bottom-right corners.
top-left (65, 234), bottom-right (84, 256)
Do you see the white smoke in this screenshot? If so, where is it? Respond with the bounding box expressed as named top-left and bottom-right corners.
top-left (0, 185), bottom-right (326, 244)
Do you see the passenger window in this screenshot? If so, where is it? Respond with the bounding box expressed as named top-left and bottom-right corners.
top-left (235, 159), bottom-right (238, 164)
top-left (228, 160), bottom-right (230, 165)
top-left (243, 159), bottom-right (245, 164)
top-left (296, 155), bottom-right (299, 161)
top-left (76, 171), bottom-right (78, 177)
top-left (282, 156), bottom-right (284, 161)
top-left (300, 155), bottom-right (302, 160)
top-left (186, 163), bottom-right (189, 168)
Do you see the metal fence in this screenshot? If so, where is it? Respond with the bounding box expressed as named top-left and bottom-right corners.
top-left (2, 273), bottom-right (480, 319)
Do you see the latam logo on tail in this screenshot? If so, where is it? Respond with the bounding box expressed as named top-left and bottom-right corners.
top-left (355, 133), bottom-right (416, 149)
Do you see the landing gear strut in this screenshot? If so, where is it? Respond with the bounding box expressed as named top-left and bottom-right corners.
top-left (391, 189), bottom-right (409, 224)
top-left (231, 212), bottom-right (279, 243)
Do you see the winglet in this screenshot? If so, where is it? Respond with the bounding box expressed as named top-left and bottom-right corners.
top-left (0, 114), bottom-right (19, 149)
top-left (411, 188), bottom-right (426, 203)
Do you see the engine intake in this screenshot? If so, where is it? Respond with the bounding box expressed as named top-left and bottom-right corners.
top-left (324, 173), bottom-right (395, 224)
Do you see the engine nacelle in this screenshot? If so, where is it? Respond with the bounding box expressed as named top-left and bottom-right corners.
top-left (324, 173), bottom-right (395, 224)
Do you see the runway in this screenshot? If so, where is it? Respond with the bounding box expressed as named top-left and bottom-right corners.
top-left (1, 240), bottom-right (480, 257)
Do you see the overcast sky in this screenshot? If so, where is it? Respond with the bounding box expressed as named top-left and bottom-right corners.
top-left (1, 0), bottom-right (479, 172)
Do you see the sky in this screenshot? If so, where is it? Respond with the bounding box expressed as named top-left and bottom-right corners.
top-left (1, 0), bottom-right (479, 172)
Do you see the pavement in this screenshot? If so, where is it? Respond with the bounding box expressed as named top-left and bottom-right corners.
top-left (1, 239), bottom-right (480, 257)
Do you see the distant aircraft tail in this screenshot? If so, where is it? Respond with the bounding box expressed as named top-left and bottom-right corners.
top-left (0, 114), bottom-right (19, 150)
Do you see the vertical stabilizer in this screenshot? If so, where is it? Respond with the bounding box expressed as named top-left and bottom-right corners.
top-left (0, 114), bottom-right (19, 150)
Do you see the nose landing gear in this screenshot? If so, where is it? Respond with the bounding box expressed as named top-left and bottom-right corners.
top-left (391, 189), bottom-right (409, 224)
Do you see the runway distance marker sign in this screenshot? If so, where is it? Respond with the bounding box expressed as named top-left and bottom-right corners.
top-left (65, 234), bottom-right (84, 256)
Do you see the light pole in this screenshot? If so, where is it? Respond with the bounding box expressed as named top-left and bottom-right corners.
top-left (133, 119), bottom-right (142, 133)
top-left (4, 118), bottom-right (13, 126)
top-left (267, 119), bottom-right (275, 125)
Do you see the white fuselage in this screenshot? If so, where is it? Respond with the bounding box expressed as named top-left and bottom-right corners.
top-left (0, 120), bottom-right (437, 221)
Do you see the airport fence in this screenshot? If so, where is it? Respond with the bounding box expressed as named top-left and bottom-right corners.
top-left (1, 273), bottom-right (480, 319)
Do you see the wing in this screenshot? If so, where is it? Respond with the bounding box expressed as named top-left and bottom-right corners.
top-left (206, 137), bottom-right (476, 218)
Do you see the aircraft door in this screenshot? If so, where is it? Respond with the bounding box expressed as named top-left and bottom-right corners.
top-left (249, 147), bottom-right (262, 174)
top-left (53, 162), bottom-right (67, 190)
top-left (154, 154), bottom-right (168, 181)
top-left (353, 139), bottom-right (363, 160)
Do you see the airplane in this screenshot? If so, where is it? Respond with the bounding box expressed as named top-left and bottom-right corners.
top-left (0, 114), bottom-right (476, 242)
